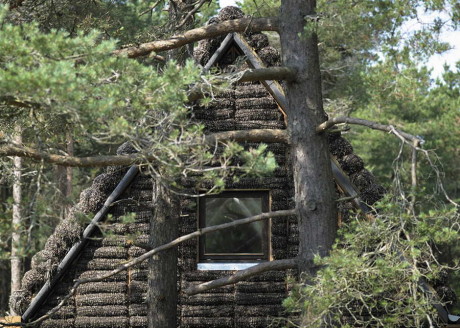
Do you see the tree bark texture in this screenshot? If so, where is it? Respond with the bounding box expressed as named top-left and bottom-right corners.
top-left (279, 0), bottom-right (337, 273)
top-left (10, 128), bottom-right (22, 315)
top-left (148, 182), bottom-right (179, 328)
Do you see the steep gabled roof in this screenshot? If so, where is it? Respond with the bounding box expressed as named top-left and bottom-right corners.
top-left (11, 7), bottom-right (395, 327)
top-left (196, 21), bottom-right (377, 214)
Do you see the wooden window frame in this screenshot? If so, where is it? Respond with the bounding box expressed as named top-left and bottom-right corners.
top-left (198, 190), bottom-right (270, 263)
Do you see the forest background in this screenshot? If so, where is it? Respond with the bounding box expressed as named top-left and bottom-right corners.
top-left (0, 0), bottom-right (459, 319)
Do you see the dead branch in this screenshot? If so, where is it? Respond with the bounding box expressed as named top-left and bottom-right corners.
top-left (114, 17), bottom-right (278, 58)
top-left (321, 117), bottom-right (458, 208)
top-left (27, 209), bottom-right (296, 326)
top-left (316, 116), bottom-right (420, 144)
top-left (204, 129), bottom-right (288, 144)
top-left (175, 0), bottom-right (209, 29)
top-left (139, 0), bottom-right (164, 16)
top-left (226, 66), bottom-right (296, 82)
top-left (184, 258), bottom-right (298, 295)
top-left (0, 129), bottom-right (288, 167)
top-left (0, 144), bottom-right (141, 167)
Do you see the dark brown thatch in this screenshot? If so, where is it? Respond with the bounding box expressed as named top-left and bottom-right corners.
top-left (75, 293), bottom-right (128, 307)
top-left (339, 153), bottom-right (365, 174)
top-left (329, 136), bottom-right (354, 158)
top-left (130, 316), bottom-right (147, 328)
top-left (217, 6), bottom-right (244, 21)
top-left (74, 316), bottom-right (129, 328)
top-left (38, 319), bottom-right (75, 328)
top-left (248, 33), bottom-right (269, 49)
top-left (181, 317), bottom-right (234, 328)
top-left (350, 169), bottom-right (376, 192)
top-left (15, 7), bottom-right (392, 328)
top-left (257, 46), bottom-right (281, 66)
top-left (78, 282), bottom-right (127, 295)
top-left (360, 183), bottom-right (386, 205)
top-left (76, 305), bottom-right (128, 317)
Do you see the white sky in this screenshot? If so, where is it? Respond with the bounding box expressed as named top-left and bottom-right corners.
top-left (218, 0), bottom-right (460, 79)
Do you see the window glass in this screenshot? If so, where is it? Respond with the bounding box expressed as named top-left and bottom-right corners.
top-left (199, 191), bottom-right (269, 261)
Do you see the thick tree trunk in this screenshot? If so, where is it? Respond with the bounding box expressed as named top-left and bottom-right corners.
top-left (10, 128), bottom-right (22, 315)
top-left (147, 182), bottom-right (179, 328)
top-left (279, 0), bottom-right (337, 273)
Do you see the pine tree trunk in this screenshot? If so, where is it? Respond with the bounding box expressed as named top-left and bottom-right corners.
top-left (10, 128), bottom-right (22, 315)
top-left (147, 182), bottom-right (179, 328)
top-left (279, 0), bottom-right (337, 274)
top-left (57, 130), bottom-right (73, 218)
top-left (167, 0), bottom-right (195, 64)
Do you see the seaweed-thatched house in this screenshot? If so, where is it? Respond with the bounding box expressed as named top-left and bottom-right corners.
top-left (8, 6), bottom-right (398, 328)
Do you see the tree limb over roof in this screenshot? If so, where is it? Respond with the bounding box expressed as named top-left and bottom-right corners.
top-left (114, 17), bottom-right (279, 58)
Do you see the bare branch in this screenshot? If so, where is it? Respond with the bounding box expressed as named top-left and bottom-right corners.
top-left (27, 209), bottom-right (296, 326)
top-left (204, 129), bottom-right (288, 144)
top-left (322, 117), bottom-right (457, 208)
top-left (139, 0), bottom-right (163, 16)
top-left (76, 210), bottom-right (295, 283)
top-left (235, 66), bottom-right (296, 82)
top-left (176, 0), bottom-right (209, 29)
top-left (316, 116), bottom-right (420, 144)
top-left (0, 144), bottom-right (142, 167)
top-left (184, 258), bottom-right (298, 295)
top-left (114, 17), bottom-right (278, 58)
top-left (0, 129), bottom-right (288, 167)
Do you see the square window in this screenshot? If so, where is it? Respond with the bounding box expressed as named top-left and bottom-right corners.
top-left (199, 191), bottom-right (270, 262)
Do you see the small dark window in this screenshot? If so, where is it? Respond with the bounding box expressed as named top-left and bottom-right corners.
top-left (199, 191), bottom-right (270, 262)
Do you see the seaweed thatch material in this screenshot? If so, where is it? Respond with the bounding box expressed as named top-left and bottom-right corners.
top-left (15, 7), bottom-right (391, 328)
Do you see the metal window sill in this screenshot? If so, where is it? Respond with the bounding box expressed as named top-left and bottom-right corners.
top-left (197, 263), bottom-right (260, 271)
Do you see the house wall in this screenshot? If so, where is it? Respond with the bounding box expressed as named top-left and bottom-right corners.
top-left (178, 80), bottom-right (294, 328)
top-left (25, 78), bottom-right (295, 328)
top-left (13, 8), bottom-right (387, 327)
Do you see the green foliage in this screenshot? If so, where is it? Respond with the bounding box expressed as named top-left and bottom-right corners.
top-left (4, 0), bottom-right (171, 45)
top-left (238, 0), bottom-right (459, 201)
top-left (0, 4), bottom-right (277, 187)
top-left (284, 198), bottom-right (459, 327)
top-left (0, 3), bottom-right (277, 306)
top-left (349, 61), bottom-right (460, 202)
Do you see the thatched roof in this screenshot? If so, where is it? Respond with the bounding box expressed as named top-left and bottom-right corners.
top-left (10, 6), bottom-right (396, 328)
